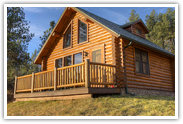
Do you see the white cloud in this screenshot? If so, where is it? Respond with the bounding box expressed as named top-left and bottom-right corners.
top-left (46, 7), bottom-right (65, 10)
top-left (29, 24), bottom-right (44, 38)
top-left (24, 7), bottom-right (42, 13)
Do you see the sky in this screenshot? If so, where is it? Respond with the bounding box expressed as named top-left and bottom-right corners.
top-left (23, 7), bottom-right (175, 56)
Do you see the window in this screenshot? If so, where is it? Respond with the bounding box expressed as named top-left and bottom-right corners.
top-left (136, 28), bottom-right (141, 35)
top-left (135, 48), bottom-right (150, 75)
top-left (78, 20), bottom-right (87, 43)
top-left (64, 55), bottom-right (72, 66)
top-left (92, 49), bottom-right (101, 63)
top-left (74, 53), bottom-right (82, 64)
top-left (63, 25), bottom-right (71, 48)
top-left (56, 58), bottom-right (62, 68)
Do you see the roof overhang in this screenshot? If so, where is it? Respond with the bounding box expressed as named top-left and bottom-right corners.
top-left (34, 7), bottom-right (77, 64)
top-left (34, 7), bottom-right (118, 64)
top-left (118, 34), bottom-right (175, 58)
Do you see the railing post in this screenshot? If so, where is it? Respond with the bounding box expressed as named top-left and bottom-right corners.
top-left (31, 72), bottom-right (34, 93)
top-left (14, 76), bottom-right (17, 95)
top-left (85, 59), bottom-right (90, 88)
top-left (54, 67), bottom-right (57, 91)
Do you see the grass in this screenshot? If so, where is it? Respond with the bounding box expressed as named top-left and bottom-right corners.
top-left (7, 95), bottom-right (175, 116)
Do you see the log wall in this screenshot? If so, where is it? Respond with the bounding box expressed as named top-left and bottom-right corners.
top-left (44, 12), bottom-right (114, 71)
top-left (123, 39), bottom-right (175, 92)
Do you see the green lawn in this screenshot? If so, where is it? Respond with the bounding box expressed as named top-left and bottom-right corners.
top-left (7, 95), bottom-right (175, 116)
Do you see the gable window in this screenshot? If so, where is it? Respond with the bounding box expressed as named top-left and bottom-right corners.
top-left (63, 25), bottom-right (71, 48)
top-left (136, 28), bottom-right (141, 35)
top-left (64, 55), bottom-right (72, 66)
top-left (78, 20), bottom-right (87, 43)
top-left (135, 48), bottom-right (150, 75)
top-left (56, 58), bottom-right (62, 68)
top-left (74, 53), bottom-right (82, 64)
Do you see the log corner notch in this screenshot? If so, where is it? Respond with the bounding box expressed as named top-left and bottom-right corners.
top-left (52, 31), bottom-right (61, 38)
top-left (85, 59), bottom-right (90, 88)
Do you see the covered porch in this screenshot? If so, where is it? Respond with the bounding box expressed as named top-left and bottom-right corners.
top-left (14, 59), bottom-right (119, 101)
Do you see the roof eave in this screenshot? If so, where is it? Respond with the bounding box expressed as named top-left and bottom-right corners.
top-left (118, 34), bottom-right (175, 58)
top-left (34, 7), bottom-right (68, 64)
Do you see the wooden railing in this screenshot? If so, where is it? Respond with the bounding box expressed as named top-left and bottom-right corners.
top-left (89, 62), bottom-right (116, 88)
top-left (14, 59), bottom-right (116, 94)
top-left (56, 62), bottom-right (85, 89)
top-left (34, 70), bottom-right (54, 91)
top-left (16, 74), bottom-right (32, 93)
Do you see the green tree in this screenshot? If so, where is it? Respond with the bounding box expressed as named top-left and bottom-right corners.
top-left (126, 9), bottom-right (140, 23)
top-left (145, 9), bottom-right (158, 41)
top-left (145, 8), bottom-right (175, 54)
top-left (29, 49), bottom-right (41, 73)
top-left (7, 7), bottom-right (34, 83)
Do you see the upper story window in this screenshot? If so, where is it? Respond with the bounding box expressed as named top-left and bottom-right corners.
top-left (136, 28), bottom-right (141, 35)
top-left (63, 25), bottom-right (71, 48)
top-left (78, 20), bottom-right (87, 43)
top-left (135, 48), bottom-right (150, 75)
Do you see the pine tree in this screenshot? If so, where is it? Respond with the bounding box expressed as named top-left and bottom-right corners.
top-left (29, 49), bottom-right (41, 73)
top-left (39, 21), bottom-right (56, 52)
top-left (145, 9), bottom-right (158, 41)
top-left (126, 9), bottom-right (140, 23)
top-left (145, 8), bottom-right (175, 54)
top-left (7, 7), bottom-right (34, 83)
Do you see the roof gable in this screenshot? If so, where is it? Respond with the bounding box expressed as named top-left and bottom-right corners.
top-left (34, 7), bottom-right (174, 64)
top-left (120, 19), bottom-right (149, 33)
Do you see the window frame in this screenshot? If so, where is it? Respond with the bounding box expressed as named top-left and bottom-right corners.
top-left (134, 47), bottom-right (150, 76)
top-left (77, 18), bottom-right (89, 45)
top-left (135, 28), bottom-right (141, 35)
top-left (54, 51), bottom-right (84, 68)
top-left (63, 20), bottom-right (73, 50)
top-left (64, 55), bottom-right (72, 67)
top-left (89, 44), bottom-right (105, 63)
top-left (73, 51), bottom-right (83, 65)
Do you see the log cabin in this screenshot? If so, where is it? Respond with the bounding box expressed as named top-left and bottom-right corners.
top-left (14, 7), bottom-right (175, 101)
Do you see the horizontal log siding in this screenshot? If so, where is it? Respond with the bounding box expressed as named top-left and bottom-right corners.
top-left (45, 12), bottom-right (113, 71)
top-left (123, 39), bottom-right (174, 92)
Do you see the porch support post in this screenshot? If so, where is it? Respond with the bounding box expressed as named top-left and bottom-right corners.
top-left (54, 67), bottom-right (57, 91)
top-left (14, 76), bottom-right (17, 95)
top-left (85, 59), bottom-right (90, 88)
top-left (31, 72), bottom-right (35, 93)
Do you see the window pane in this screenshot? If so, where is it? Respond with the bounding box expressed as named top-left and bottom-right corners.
top-left (64, 56), bottom-right (72, 66)
top-left (64, 26), bottom-right (71, 48)
top-left (74, 53), bottom-right (82, 64)
top-left (143, 63), bottom-right (147, 74)
top-left (136, 29), bottom-right (141, 35)
top-left (79, 20), bottom-right (87, 43)
top-left (136, 61), bottom-right (141, 73)
top-left (92, 49), bottom-right (101, 63)
top-left (135, 48), bottom-right (141, 61)
top-left (142, 51), bottom-right (148, 62)
top-left (56, 58), bottom-right (62, 68)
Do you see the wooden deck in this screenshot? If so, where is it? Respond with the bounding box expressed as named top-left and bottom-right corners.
top-left (14, 59), bottom-right (117, 101)
top-left (14, 87), bottom-right (120, 101)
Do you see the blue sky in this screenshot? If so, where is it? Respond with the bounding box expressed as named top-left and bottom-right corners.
top-left (24, 7), bottom-right (175, 56)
